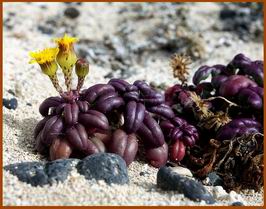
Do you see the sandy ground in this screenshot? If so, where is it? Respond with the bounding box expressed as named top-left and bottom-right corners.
top-left (3, 2), bottom-right (264, 206)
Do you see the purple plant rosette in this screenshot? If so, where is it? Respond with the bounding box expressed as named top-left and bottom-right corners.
top-left (35, 79), bottom-right (199, 168)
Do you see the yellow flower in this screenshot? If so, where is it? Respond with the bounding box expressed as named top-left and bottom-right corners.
top-left (54, 34), bottom-right (78, 71)
top-left (29, 47), bottom-right (59, 76)
top-left (54, 34), bottom-right (78, 91)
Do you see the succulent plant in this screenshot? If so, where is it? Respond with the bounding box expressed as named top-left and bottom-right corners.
top-left (191, 53), bottom-right (264, 113)
top-left (31, 36), bottom-right (199, 167)
top-left (165, 53), bottom-right (263, 191)
top-left (216, 118), bottom-right (262, 141)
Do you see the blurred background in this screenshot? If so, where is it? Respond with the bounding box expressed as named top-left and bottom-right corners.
top-left (3, 2), bottom-right (263, 103)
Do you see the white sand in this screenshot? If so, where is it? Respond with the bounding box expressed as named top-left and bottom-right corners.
top-left (3, 2), bottom-right (263, 206)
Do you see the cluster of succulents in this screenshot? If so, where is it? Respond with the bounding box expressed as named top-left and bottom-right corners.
top-left (30, 35), bottom-right (199, 168)
top-left (165, 53), bottom-right (264, 191)
top-left (30, 35), bottom-right (263, 190)
top-left (166, 53), bottom-right (263, 137)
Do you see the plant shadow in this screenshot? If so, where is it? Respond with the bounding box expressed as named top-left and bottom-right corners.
top-left (3, 112), bottom-right (40, 156)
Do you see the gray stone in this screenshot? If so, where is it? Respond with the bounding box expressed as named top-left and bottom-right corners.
top-left (4, 159), bottom-right (79, 186)
top-left (64, 7), bottom-right (80, 19)
top-left (207, 172), bottom-right (223, 186)
top-left (4, 162), bottom-right (48, 186)
top-left (157, 166), bottom-right (215, 204)
top-left (3, 98), bottom-right (18, 110)
top-left (45, 159), bottom-right (80, 184)
top-left (231, 202), bottom-right (244, 206)
top-left (77, 153), bottom-right (129, 185)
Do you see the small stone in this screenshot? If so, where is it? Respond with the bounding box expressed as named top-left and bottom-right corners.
top-left (38, 25), bottom-right (54, 35)
top-left (157, 166), bottom-right (215, 204)
top-left (45, 159), bottom-right (79, 184)
top-left (3, 98), bottom-right (18, 110)
top-left (4, 162), bottom-right (48, 186)
top-left (64, 7), bottom-right (80, 19)
top-left (231, 202), bottom-right (244, 206)
top-left (7, 89), bottom-right (16, 96)
top-left (139, 171), bottom-right (149, 176)
top-left (104, 72), bottom-right (114, 79)
top-left (77, 153), bottom-right (129, 185)
top-left (207, 172), bottom-right (223, 186)
top-left (220, 9), bottom-right (237, 19)
top-left (4, 159), bottom-right (79, 186)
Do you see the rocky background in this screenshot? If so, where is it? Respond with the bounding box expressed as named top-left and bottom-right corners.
top-left (3, 2), bottom-right (263, 206)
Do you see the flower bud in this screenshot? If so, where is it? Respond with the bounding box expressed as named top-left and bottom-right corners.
top-left (75, 58), bottom-right (89, 91)
top-left (75, 58), bottom-right (89, 78)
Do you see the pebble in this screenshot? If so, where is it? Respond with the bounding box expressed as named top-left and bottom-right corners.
top-left (206, 172), bottom-right (223, 186)
top-left (3, 98), bottom-right (18, 110)
top-left (77, 153), bottom-right (129, 185)
top-left (45, 159), bottom-right (80, 184)
top-left (64, 7), bottom-right (80, 19)
top-left (4, 159), bottom-right (79, 186)
top-left (157, 166), bottom-right (215, 204)
top-left (7, 89), bottom-right (16, 96)
top-left (4, 162), bottom-right (48, 186)
top-left (37, 25), bottom-right (54, 35)
top-left (231, 201), bottom-right (244, 206)
top-left (220, 9), bottom-right (237, 19)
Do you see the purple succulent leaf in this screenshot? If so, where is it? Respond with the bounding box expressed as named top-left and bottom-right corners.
top-left (55, 103), bottom-right (67, 115)
top-left (66, 123), bottom-right (88, 151)
top-left (249, 86), bottom-right (264, 98)
top-left (217, 118), bottom-right (262, 141)
top-left (34, 116), bottom-right (51, 139)
top-left (78, 110), bottom-right (109, 133)
top-left (39, 96), bottom-right (64, 116)
top-left (107, 129), bottom-right (138, 166)
top-left (83, 84), bottom-right (115, 103)
top-left (137, 112), bottom-right (165, 147)
top-left (35, 129), bottom-right (48, 155)
top-left (160, 117), bottom-right (199, 147)
top-left (123, 91), bottom-right (140, 102)
top-left (41, 115), bottom-right (64, 145)
top-left (94, 91), bottom-right (118, 104)
top-left (76, 101), bottom-right (90, 113)
top-left (219, 75), bottom-right (257, 97)
top-left (145, 142), bottom-right (168, 168)
top-left (63, 103), bottom-right (79, 126)
top-left (94, 96), bottom-right (125, 114)
top-left (147, 104), bottom-right (175, 120)
top-left (108, 79), bottom-right (131, 93)
top-left (84, 137), bottom-right (105, 155)
top-left (124, 101), bottom-right (145, 134)
top-left (211, 75), bottom-right (229, 89)
top-left (228, 54), bottom-right (263, 86)
top-left (193, 65), bottom-right (221, 85)
top-left (237, 87), bottom-right (263, 110)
